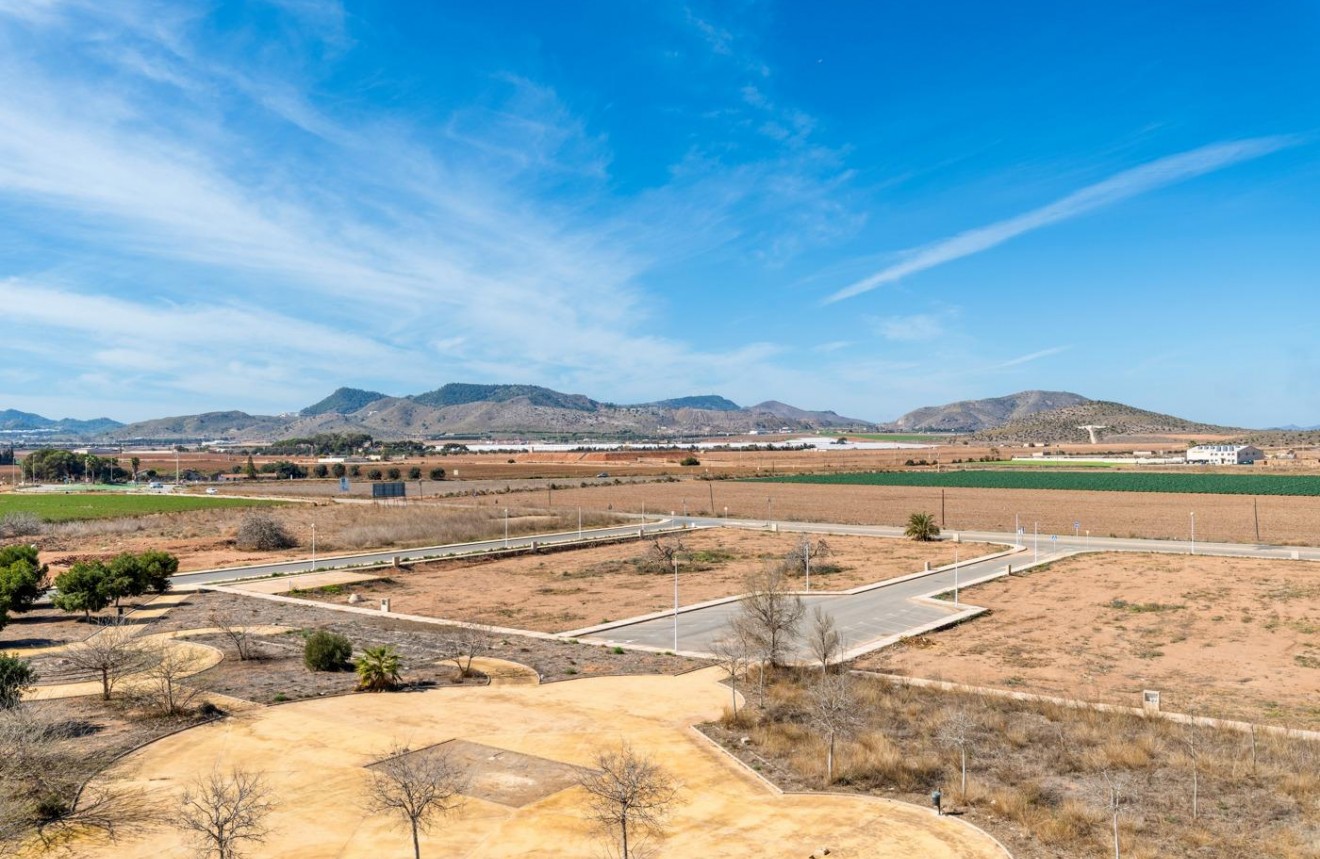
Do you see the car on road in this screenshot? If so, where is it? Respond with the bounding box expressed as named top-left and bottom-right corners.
top-left (205, 487), bottom-right (218, 495)
top-left (596, 472), bottom-right (609, 478)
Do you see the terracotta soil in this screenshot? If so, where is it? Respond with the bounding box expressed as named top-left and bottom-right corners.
top-left (861, 552), bottom-right (1320, 730)
top-left (294, 528), bottom-right (1000, 632)
top-left (492, 479), bottom-right (1320, 546)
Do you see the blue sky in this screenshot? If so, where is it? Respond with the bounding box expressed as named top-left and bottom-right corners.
top-left (1, 1), bottom-right (1317, 426)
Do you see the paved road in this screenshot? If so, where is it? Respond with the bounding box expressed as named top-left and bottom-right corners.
top-left (579, 516), bottom-right (1320, 656)
top-left (171, 520), bottom-right (685, 587)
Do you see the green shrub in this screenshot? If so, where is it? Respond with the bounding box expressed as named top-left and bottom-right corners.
top-left (304, 629), bottom-right (352, 671)
top-left (429, 467), bottom-right (446, 480)
top-left (407, 467), bottom-right (421, 480)
top-left (680, 456), bottom-right (700, 466)
top-left (0, 652), bottom-right (37, 709)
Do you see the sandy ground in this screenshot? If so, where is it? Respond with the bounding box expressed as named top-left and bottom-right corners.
top-left (862, 553), bottom-right (1320, 730)
top-left (296, 528), bottom-right (999, 632)
top-left (63, 667), bottom-right (1008, 859)
top-left (489, 480), bottom-right (1320, 546)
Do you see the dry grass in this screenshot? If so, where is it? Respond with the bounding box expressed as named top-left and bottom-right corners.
top-left (708, 669), bottom-right (1320, 859)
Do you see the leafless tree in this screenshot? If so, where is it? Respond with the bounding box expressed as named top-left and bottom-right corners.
top-left (578, 742), bottom-right (678, 859)
top-left (176, 769), bottom-right (276, 859)
top-left (709, 628), bottom-right (753, 719)
top-left (437, 623), bottom-right (491, 678)
top-left (642, 537), bottom-right (686, 574)
top-left (62, 621), bottom-right (149, 701)
top-left (784, 537), bottom-right (831, 580)
top-left (1183, 716), bottom-right (1203, 822)
top-left (936, 707), bottom-right (978, 799)
top-left (805, 606), bottom-right (843, 672)
top-left (209, 608), bottom-right (261, 661)
top-left (733, 564), bottom-right (805, 670)
top-left (365, 744), bottom-right (468, 859)
top-left (0, 711), bottom-right (157, 852)
top-left (138, 639), bottom-right (207, 716)
top-left (808, 673), bottom-right (862, 786)
top-left (1098, 769), bottom-right (1131, 859)
top-left (234, 513), bottom-right (296, 551)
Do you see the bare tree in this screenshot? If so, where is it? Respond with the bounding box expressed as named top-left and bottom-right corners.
top-left (734, 564), bottom-right (805, 670)
top-left (808, 673), bottom-right (862, 786)
top-left (0, 711), bottom-right (157, 852)
top-left (209, 608), bottom-right (260, 661)
top-left (139, 640), bottom-right (207, 716)
top-left (805, 606), bottom-right (843, 672)
top-left (578, 742), bottom-right (678, 859)
top-left (1098, 769), bottom-right (1131, 859)
top-left (709, 628), bottom-right (753, 719)
top-left (1183, 717), bottom-right (1202, 822)
top-left (642, 537), bottom-right (686, 574)
top-left (936, 707), bottom-right (978, 800)
top-left (437, 623), bottom-right (491, 678)
top-left (784, 537), bottom-right (831, 580)
top-left (62, 621), bottom-right (149, 701)
top-left (365, 744), bottom-right (468, 859)
top-left (176, 769), bottom-right (276, 859)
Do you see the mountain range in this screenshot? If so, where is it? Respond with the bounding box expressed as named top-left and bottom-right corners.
top-left (0, 385), bottom-right (1295, 444)
top-left (92, 384), bottom-right (872, 442)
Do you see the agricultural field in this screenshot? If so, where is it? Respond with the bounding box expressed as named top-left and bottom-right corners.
top-left (862, 553), bottom-right (1320, 730)
top-left (0, 492), bottom-right (278, 522)
top-left (292, 528), bottom-right (999, 632)
top-left (497, 479), bottom-right (1320, 546)
top-left (756, 469), bottom-right (1320, 496)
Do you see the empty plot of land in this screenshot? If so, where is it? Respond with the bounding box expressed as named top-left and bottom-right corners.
top-left (296, 528), bottom-right (999, 632)
top-left (496, 480), bottom-right (1320, 546)
top-left (862, 553), bottom-right (1320, 730)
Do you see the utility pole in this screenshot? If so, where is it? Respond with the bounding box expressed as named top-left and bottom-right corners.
top-left (672, 555), bottom-right (680, 652)
top-left (577, 506), bottom-right (582, 540)
top-left (953, 544), bottom-right (960, 606)
top-left (941, 488), bottom-right (946, 527)
top-left (504, 508), bottom-right (509, 548)
top-left (1190, 511), bottom-right (1196, 555)
top-left (1253, 497), bottom-right (1261, 543)
top-left (804, 539), bottom-right (811, 593)
top-left (175, 448), bottom-right (180, 485)
top-left (708, 480), bottom-right (715, 516)
top-left (1034, 521), bottom-right (1039, 564)
top-left (311, 523), bottom-right (317, 572)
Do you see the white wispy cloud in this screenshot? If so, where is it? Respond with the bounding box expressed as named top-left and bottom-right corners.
top-left (825, 136), bottom-right (1300, 303)
top-left (871, 312), bottom-right (951, 343)
top-left (982, 346), bottom-right (1070, 371)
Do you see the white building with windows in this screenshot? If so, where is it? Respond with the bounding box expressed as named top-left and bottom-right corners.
top-left (1185, 444), bottom-right (1263, 465)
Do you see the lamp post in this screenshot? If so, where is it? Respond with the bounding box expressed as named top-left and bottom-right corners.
top-left (504, 508), bottom-right (509, 548)
top-left (804, 539), bottom-right (811, 594)
top-left (1190, 511), bottom-right (1196, 555)
top-left (577, 506), bottom-right (582, 540)
top-left (952, 544), bottom-right (961, 606)
top-left (311, 523), bottom-right (317, 572)
top-left (1034, 521), bottom-right (1039, 564)
top-left (673, 555), bottom-right (680, 652)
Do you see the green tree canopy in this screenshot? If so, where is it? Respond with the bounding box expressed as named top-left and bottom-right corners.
top-left (0, 544), bottom-right (47, 631)
top-left (52, 562), bottom-right (112, 618)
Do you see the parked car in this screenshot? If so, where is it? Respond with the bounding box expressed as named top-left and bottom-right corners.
top-left (205, 487), bottom-right (218, 495)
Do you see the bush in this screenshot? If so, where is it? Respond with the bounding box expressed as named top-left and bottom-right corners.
top-left (0, 652), bottom-right (37, 709)
top-left (331, 463), bottom-right (347, 478)
top-left (366, 468), bottom-right (383, 480)
top-left (312, 464), bottom-right (329, 478)
top-left (386, 468), bottom-right (401, 480)
top-left (0, 512), bottom-right (43, 539)
top-left (428, 468), bottom-right (446, 481)
top-left (680, 456), bottom-right (700, 466)
top-left (304, 630), bottom-right (352, 671)
top-left (407, 467), bottom-right (421, 480)
top-left (349, 465), bottom-right (361, 477)
top-left (235, 513), bottom-right (297, 551)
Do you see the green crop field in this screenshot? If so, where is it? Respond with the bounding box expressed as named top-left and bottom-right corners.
top-left (751, 470), bottom-right (1320, 496)
top-left (0, 493), bottom-right (280, 522)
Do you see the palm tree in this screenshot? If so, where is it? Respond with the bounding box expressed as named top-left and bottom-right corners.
top-left (356, 645), bottom-right (402, 692)
top-left (904, 511), bottom-right (941, 541)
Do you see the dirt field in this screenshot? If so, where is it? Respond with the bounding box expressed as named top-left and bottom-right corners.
top-left (862, 553), bottom-right (1320, 730)
top-left (26, 504), bottom-right (619, 575)
top-left (489, 479), bottom-right (1320, 546)
top-left (295, 528), bottom-right (999, 632)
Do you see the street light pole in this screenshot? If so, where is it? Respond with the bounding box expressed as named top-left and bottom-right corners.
top-left (577, 506), bottom-right (582, 540)
top-left (1190, 511), bottom-right (1196, 555)
top-left (954, 544), bottom-right (960, 607)
top-left (504, 508), bottom-right (509, 548)
top-left (311, 523), bottom-right (316, 572)
top-left (673, 555), bottom-right (679, 652)
top-left (1034, 521), bottom-right (1039, 564)
top-left (804, 539), bottom-right (811, 594)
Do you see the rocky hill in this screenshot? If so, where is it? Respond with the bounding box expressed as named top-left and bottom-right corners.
top-left (101, 383), bottom-right (876, 442)
top-left (969, 401), bottom-right (1238, 444)
top-left (887, 391), bottom-right (1091, 433)
top-left (0, 408), bottom-right (122, 435)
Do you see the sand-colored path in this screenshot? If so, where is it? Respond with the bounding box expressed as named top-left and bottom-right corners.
top-left (69, 667), bottom-right (1008, 858)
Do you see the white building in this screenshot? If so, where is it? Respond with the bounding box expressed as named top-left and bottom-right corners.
top-left (1185, 444), bottom-right (1263, 465)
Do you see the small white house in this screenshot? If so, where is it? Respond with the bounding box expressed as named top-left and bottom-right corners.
top-left (1185, 444), bottom-right (1263, 465)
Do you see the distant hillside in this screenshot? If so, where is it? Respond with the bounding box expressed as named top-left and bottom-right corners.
top-left (889, 391), bottom-right (1091, 433)
top-left (646, 395), bottom-right (741, 412)
top-left (0, 408), bottom-right (123, 434)
top-left (112, 411), bottom-right (285, 440)
top-left (102, 383), bottom-right (876, 441)
top-left (411, 383), bottom-right (599, 412)
top-left (300, 387), bottom-right (387, 417)
top-left (971, 401), bottom-right (1237, 443)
